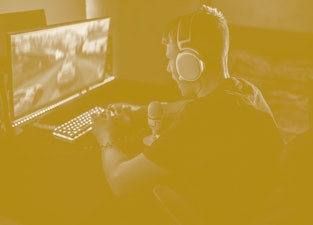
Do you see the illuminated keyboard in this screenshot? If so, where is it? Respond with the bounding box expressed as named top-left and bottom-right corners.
top-left (52, 106), bottom-right (106, 142)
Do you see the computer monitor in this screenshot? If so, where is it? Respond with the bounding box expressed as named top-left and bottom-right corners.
top-left (6, 17), bottom-right (114, 128)
top-left (0, 9), bottom-right (46, 135)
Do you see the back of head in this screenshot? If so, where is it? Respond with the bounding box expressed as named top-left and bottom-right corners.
top-left (163, 5), bottom-right (230, 68)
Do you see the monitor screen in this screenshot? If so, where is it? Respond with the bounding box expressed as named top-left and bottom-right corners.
top-left (0, 9), bottom-right (47, 134)
top-left (6, 17), bottom-right (114, 127)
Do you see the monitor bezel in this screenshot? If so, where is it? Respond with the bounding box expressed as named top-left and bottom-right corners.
top-left (6, 16), bottom-right (114, 128)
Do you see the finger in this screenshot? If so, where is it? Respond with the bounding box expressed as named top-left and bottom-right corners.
top-left (108, 103), bottom-right (131, 114)
top-left (105, 109), bottom-right (116, 119)
top-left (107, 104), bottom-right (114, 112)
top-left (106, 104), bottom-right (117, 116)
top-left (99, 111), bottom-right (107, 119)
top-left (121, 105), bottom-right (131, 113)
top-left (91, 112), bottom-right (100, 122)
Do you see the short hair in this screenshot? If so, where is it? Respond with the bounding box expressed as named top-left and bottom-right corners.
top-left (163, 5), bottom-right (229, 64)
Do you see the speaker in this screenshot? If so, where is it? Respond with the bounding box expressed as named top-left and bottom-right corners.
top-left (176, 13), bottom-right (204, 82)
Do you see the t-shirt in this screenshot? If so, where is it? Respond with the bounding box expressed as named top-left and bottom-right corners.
top-left (144, 77), bottom-right (284, 224)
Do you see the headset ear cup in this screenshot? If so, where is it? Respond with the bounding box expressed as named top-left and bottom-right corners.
top-left (176, 50), bottom-right (204, 81)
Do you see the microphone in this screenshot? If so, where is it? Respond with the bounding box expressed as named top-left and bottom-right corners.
top-left (143, 101), bottom-right (163, 146)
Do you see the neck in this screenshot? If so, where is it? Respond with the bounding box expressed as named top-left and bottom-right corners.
top-left (197, 73), bottom-right (227, 98)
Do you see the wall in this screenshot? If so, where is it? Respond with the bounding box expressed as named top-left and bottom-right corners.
top-left (86, 0), bottom-right (205, 85)
top-left (2, 0), bottom-right (312, 84)
top-left (0, 0), bottom-right (85, 24)
top-left (86, 0), bottom-right (313, 85)
top-left (211, 0), bottom-right (313, 33)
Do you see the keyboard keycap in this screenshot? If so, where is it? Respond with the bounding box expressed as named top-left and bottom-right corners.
top-left (52, 106), bottom-right (106, 142)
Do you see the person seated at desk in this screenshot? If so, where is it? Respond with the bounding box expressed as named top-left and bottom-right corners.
top-left (92, 5), bottom-right (284, 225)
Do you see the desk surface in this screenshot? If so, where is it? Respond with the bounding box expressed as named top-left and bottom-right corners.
top-left (0, 79), bottom-right (179, 225)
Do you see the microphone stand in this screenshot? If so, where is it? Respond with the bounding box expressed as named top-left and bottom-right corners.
top-left (143, 120), bottom-right (161, 146)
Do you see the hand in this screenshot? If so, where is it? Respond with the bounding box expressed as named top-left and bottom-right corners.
top-left (91, 109), bottom-right (134, 146)
top-left (107, 102), bottom-right (147, 129)
top-left (91, 111), bottom-right (112, 146)
top-left (107, 102), bottom-right (142, 116)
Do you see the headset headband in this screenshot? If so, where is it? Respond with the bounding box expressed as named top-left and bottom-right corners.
top-left (177, 12), bottom-right (199, 51)
top-left (175, 12), bottom-right (205, 82)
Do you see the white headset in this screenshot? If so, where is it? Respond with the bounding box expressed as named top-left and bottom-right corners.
top-left (176, 13), bottom-right (205, 82)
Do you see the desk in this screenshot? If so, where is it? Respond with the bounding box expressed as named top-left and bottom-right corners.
top-left (1, 79), bottom-right (179, 225)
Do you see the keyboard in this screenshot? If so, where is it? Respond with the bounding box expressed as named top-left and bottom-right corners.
top-left (52, 106), bottom-right (106, 142)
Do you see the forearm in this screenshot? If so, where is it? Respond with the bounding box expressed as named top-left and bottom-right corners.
top-left (101, 143), bottom-right (167, 196)
top-left (97, 103), bottom-right (167, 196)
top-left (101, 144), bottom-right (129, 196)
